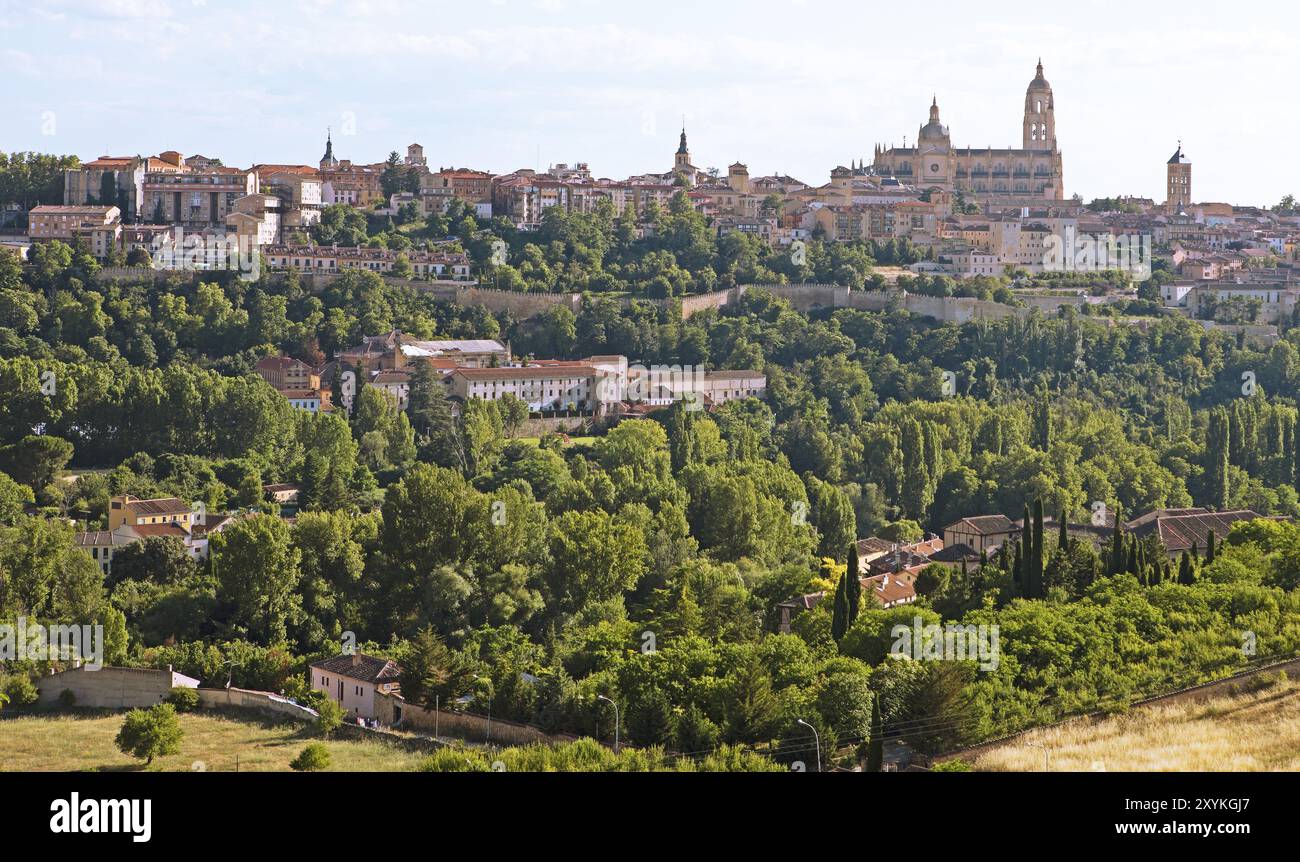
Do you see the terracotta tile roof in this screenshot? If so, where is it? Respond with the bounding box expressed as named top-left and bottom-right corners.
top-left (130, 524), bottom-right (190, 539)
top-left (75, 530), bottom-right (135, 548)
top-left (855, 537), bottom-right (894, 557)
top-left (123, 497), bottom-right (190, 516)
top-left (84, 157), bottom-right (137, 169)
top-left (453, 366), bottom-right (596, 381)
top-left (1128, 509), bottom-right (1266, 554)
top-left (189, 514), bottom-right (235, 537)
top-left (928, 543), bottom-right (981, 563)
top-left (946, 514), bottom-right (1016, 536)
top-left (310, 653), bottom-right (401, 685)
top-left (780, 572), bottom-right (918, 613)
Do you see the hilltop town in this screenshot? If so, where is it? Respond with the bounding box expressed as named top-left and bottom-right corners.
top-left (2, 56), bottom-right (1300, 785)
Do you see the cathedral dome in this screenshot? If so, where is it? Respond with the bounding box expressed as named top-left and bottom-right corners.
top-left (918, 96), bottom-right (949, 141)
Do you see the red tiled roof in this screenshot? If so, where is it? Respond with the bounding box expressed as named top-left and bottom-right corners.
top-left (310, 653), bottom-right (401, 685)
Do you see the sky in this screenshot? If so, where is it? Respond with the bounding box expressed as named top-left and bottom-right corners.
top-left (2, 0), bottom-right (1298, 206)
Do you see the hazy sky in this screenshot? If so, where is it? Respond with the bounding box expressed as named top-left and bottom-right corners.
top-left (3, 0), bottom-right (1297, 206)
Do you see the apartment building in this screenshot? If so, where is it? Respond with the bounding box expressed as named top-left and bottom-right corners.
top-left (449, 365), bottom-right (599, 412)
top-left (262, 244), bottom-right (472, 280)
top-left (1188, 283), bottom-right (1299, 324)
top-left (28, 204), bottom-right (120, 242)
top-left (27, 204), bottom-right (123, 260)
top-left (251, 165), bottom-right (324, 230)
top-left (142, 152), bottom-right (259, 228)
top-left (224, 193), bottom-right (283, 246)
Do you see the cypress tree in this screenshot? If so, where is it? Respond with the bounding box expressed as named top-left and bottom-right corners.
top-left (1031, 499), bottom-right (1045, 599)
top-left (1191, 540), bottom-right (1200, 562)
top-left (866, 692), bottom-right (884, 773)
top-left (1011, 541), bottom-right (1023, 595)
top-left (831, 574), bottom-right (849, 642)
top-left (1126, 540), bottom-right (1138, 576)
top-left (1057, 511), bottom-right (1069, 553)
top-left (1292, 428), bottom-right (1300, 498)
top-left (1109, 512), bottom-right (1124, 576)
top-left (845, 544), bottom-right (862, 623)
top-left (1021, 504), bottom-right (1032, 592)
top-left (1206, 530), bottom-right (1217, 565)
top-left (1178, 551), bottom-right (1194, 585)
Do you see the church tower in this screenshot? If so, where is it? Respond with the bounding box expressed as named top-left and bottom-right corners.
top-left (320, 129), bottom-right (339, 170)
top-left (1166, 143), bottom-right (1192, 214)
top-left (1022, 59), bottom-right (1056, 151)
top-left (674, 125), bottom-right (692, 173)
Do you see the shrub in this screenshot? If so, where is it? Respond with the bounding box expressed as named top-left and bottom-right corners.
top-left (290, 742), bottom-right (331, 771)
top-left (314, 697), bottom-right (343, 737)
top-left (1, 673), bottom-right (38, 708)
top-left (932, 759), bottom-right (973, 772)
top-left (166, 687), bottom-right (200, 712)
top-left (57, 688), bottom-right (76, 709)
top-left (115, 703), bottom-right (184, 765)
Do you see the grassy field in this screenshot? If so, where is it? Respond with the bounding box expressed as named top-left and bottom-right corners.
top-left (0, 710), bottom-right (429, 772)
top-left (972, 674), bottom-right (1300, 772)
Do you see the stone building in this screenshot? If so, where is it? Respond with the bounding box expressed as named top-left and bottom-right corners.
top-left (872, 61), bottom-right (1065, 204)
top-left (1166, 144), bottom-right (1192, 215)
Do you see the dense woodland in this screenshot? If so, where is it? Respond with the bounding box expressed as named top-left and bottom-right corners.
top-left (3, 190), bottom-right (1300, 767)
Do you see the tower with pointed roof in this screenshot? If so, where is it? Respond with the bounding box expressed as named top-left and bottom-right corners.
top-left (674, 125), bottom-right (692, 173)
top-left (320, 129), bottom-right (339, 171)
top-left (1166, 143), bottom-right (1191, 215)
top-left (1023, 59), bottom-right (1056, 150)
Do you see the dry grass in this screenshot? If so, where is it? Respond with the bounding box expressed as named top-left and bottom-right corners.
top-left (0, 709), bottom-right (429, 772)
top-left (973, 675), bottom-right (1300, 772)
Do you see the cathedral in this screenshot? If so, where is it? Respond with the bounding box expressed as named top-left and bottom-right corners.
top-left (871, 60), bottom-right (1065, 204)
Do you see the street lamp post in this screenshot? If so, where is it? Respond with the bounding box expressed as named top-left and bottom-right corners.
top-left (597, 695), bottom-right (620, 753)
top-left (796, 719), bottom-right (821, 773)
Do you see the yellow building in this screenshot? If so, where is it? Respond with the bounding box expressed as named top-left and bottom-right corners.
top-left (107, 496), bottom-right (195, 531)
top-left (872, 61), bottom-right (1065, 205)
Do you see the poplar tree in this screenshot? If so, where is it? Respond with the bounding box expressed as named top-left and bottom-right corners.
top-left (1034, 390), bottom-right (1052, 451)
top-left (1207, 407), bottom-right (1231, 510)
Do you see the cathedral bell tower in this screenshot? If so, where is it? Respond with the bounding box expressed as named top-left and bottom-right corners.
top-left (1023, 59), bottom-right (1056, 151)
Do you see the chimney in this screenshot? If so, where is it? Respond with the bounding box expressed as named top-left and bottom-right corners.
top-left (351, 653), bottom-right (362, 667)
